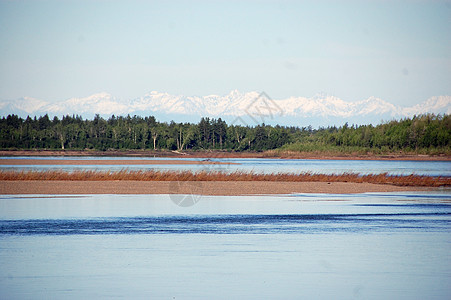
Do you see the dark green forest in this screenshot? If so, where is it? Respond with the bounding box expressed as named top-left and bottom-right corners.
top-left (0, 113), bottom-right (450, 155)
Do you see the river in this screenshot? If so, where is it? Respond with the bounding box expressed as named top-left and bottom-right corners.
top-left (1, 156), bottom-right (450, 176)
top-left (1, 192), bottom-right (450, 299)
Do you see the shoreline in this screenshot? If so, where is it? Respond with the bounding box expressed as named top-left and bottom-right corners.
top-left (0, 180), bottom-right (436, 195)
top-left (1, 170), bottom-right (448, 187)
top-left (1, 150), bottom-right (449, 161)
top-left (1, 152), bottom-right (448, 196)
top-left (0, 159), bottom-right (235, 166)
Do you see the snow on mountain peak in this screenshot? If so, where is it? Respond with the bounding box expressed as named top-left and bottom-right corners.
top-left (7, 97), bottom-right (50, 114)
top-left (228, 89), bottom-right (241, 97)
top-left (402, 95), bottom-right (451, 115)
top-left (1, 91), bottom-right (450, 126)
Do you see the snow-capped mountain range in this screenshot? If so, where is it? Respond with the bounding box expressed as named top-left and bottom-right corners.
top-left (1, 91), bottom-right (450, 127)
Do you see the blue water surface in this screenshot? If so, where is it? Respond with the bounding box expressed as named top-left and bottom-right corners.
top-left (1, 192), bottom-right (450, 299)
top-left (1, 156), bottom-right (450, 176)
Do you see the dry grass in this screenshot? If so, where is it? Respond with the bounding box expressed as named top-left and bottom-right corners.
top-left (0, 170), bottom-right (449, 187)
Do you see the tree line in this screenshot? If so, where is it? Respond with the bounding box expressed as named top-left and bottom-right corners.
top-left (0, 113), bottom-right (449, 154)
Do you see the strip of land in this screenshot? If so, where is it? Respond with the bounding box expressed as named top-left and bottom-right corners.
top-left (0, 180), bottom-right (435, 195)
top-left (1, 170), bottom-right (448, 186)
top-left (0, 169), bottom-right (448, 195)
top-left (1, 150), bottom-right (449, 161)
top-left (0, 159), bottom-right (235, 166)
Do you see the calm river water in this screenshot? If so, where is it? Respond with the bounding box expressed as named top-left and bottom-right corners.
top-left (1, 156), bottom-right (451, 176)
top-left (1, 157), bottom-right (450, 298)
top-left (1, 192), bottom-right (450, 299)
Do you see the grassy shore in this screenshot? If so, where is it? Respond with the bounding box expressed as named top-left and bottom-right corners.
top-left (1, 149), bottom-right (450, 160)
top-left (1, 152), bottom-right (449, 195)
top-left (1, 170), bottom-right (449, 187)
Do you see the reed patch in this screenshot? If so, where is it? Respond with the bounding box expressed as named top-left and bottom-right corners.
top-left (0, 170), bottom-right (449, 187)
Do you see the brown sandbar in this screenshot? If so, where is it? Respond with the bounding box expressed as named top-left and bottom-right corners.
top-left (0, 180), bottom-right (433, 195)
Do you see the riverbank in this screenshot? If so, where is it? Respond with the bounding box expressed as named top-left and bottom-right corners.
top-left (0, 169), bottom-right (448, 195)
top-left (1, 150), bottom-right (449, 161)
top-left (0, 180), bottom-right (436, 195)
top-left (0, 159), bottom-right (235, 166)
top-left (1, 170), bottom-right (448, 186)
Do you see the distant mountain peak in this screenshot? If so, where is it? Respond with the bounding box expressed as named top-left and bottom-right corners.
top-left (1, 91), bottom-right (450, 127)
top-left (227, 89), bottom-right (243, 97)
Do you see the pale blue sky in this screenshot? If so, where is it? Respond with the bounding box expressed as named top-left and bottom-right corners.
top-left (0, 0), bottom-right (450, 106)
